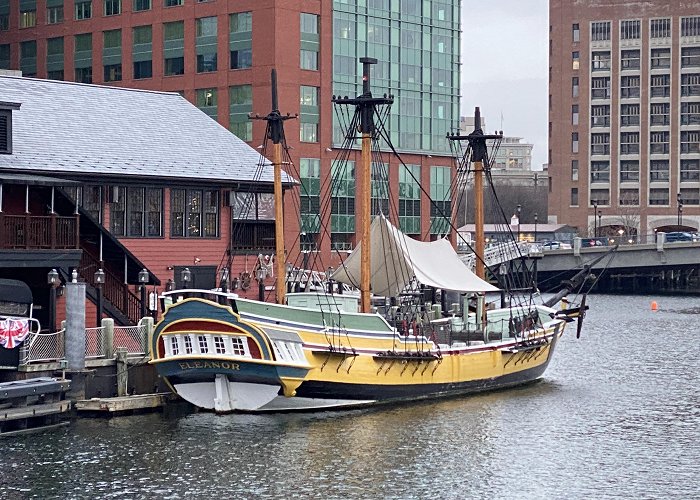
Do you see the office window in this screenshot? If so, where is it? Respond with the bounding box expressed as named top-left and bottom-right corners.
top-left (104, 64), bottom-right (122, 81)
top-left (20, 40), bottom-right (37, 76)
top-left (300, 123), bottom-right (318, 143)
top-left (591, 21), bottom-right (611, 41)
top-left (679, 187), bottom-right (700, 205)
top-left (621, 50), bottom-right (640, 70)
top-left (195, 88), bottom-right (217, 119)
top-left (650, 103), bottom-right (670, 126)
top-left (620, 160), bottom-right (639, 182)
top-left (75, 67), bottom-right (92, 83)
top-left (331, 160), bottom-right (356, 243)
top-left (650, 74), bottom-right (670, 98)
top-left (20, 6), bottom-right (37, 28)
top-left (170, 189), bottom-right (219, 238)
top-left (229, 84), bottom-right (253, 141)
top-left (619, 189), bottom-right (639, 206)
top-left (591, 134), bottom-right (610, 156)
top-left (591, 105), bottom-right (610, 127)
top-left (300, 12), bottom-right (318, 34)
top-left (230, 49), bottom-right (252, 69)
top-left (165, 0), bottom-right (182, 6)
top-left (429, 166), bottom-right (451, 236)
top-left (620, 20), bottom-right (640, 40)
top-left (301, 50), bottom-right (318, 70)
top-left (111, 187), bottom-right (163, 237)
top-left (75, 1), bottom-right (92, 20)
top-left (572, 23), bottom-right (580, 42)
top-left (104, 0), bottom-right (121, 16)
top-left (650, 18), bottom-right (671, 39)
top-left (620, 104), bottom-right (640, 126)
top-left (570, 188), bottom-right (579, 207)
top-left (572, 104), bottom-right (579, 125)
top-left (47, 5), bottom-right (64, 24)
top-left (196, 16), bottom-right (217, 37)
top-left (650, 160), bottom-right (669, 181)
top-left (649, 188), bottom-right (669, 206)
top-left (46, 37), bottom-right (64, 80)
top-left (572, 77), bottom-right (579, 97)
top-left (681, 102), bottom-right (700, 125)
top-left (681, 17), bottom-right (700, 37)
top-left (398, 164), bottom-right (421, 235)
top-left (681, 74), bottom-right (700, 96)
top-left (591, 77), bottom-right (611, 100)
top-left (299, 158), bottom-right (321, 238)
top-left (620, 75), bottom-right (640, 98)
top-left (196, 17), bottom-right (217, 73)
top-left (164, 21), bottom-right (184, 76)
top-left (620, 132), bottom-right (639, 155)
top-left (572, 51), bottom-right (580, 70)
top-left (650, 48), bottom-right (670, 69)
top-left (681, 131), bottom-right (700, 153)
top-left (571, 132), bottom-right (579, 153)
top-left (590, 189), bottom-right (610, 206)
top-left (571, 160), bottom-right (579, 181)
top-left (650, 131), bottom-right (669, 154)
top-left (591, 51), bottom-right (610, 71)
top-left (300, 12), bottom-right (319, 71)
top-left (681, 47), bottom-right (700, 68)
top-left (591, 161), bottom-right (610, 183)
top-left (133, 25), bottom-right (152, 79)
top-left (133, 0), bottom-right (151, 11)
top-left (681, 160), bottom-right (700, 182)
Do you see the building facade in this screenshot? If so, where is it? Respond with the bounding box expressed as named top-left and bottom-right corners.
top-left (549, 0), bottom-right (700, 241)
top-left (0, 0), bottom-right (463, 263)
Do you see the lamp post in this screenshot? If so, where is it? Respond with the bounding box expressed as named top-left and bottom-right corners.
top-left (181, 267), bottom-right (192, 289)
top-left (677, 192), bottom-right (683, 227)
top-left (47, 269), bottom-right (59, 333)
top-left (534, 212), bottom-right (538, 243)
top-left (597, 210), bottom-right (602, 237)
top-left (138, 268), bottom-right (149, 319)
top-left (516, 204), bottom-right (522, 241)
top-left (593, 201), bottom-right (598, 237)
top-left (256, 266), bottom-right (267, 302)
top-left (94, 268), bottom-right (105, 327)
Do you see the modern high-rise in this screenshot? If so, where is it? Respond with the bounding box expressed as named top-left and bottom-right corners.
top-left (0, 0), bottom-right (461, 264)
top-left (549, 0), bottom-right (700, 241)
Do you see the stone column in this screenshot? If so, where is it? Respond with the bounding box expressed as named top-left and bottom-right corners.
top-left (65, 280), bottom-right (86, 371)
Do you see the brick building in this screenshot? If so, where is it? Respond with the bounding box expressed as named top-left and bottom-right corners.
top-left (549, 0), bottom-right (700, 241)
top-left (0, 0), bottom-right (463, 262)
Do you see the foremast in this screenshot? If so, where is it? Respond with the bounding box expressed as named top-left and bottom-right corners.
top-left (333, 58), bottom-right (393, 313)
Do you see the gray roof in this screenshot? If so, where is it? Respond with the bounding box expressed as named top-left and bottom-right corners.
top-left (0, 76), bottom-right (289, 186)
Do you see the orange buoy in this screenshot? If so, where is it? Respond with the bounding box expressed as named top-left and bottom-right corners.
top-left (651, 301), bottom-right (658, 311)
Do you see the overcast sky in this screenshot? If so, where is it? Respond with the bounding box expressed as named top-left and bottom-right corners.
top-left (460, 0), bottom-right (549, 169)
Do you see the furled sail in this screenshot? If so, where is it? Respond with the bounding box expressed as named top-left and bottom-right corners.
top-left (331, 215), bottom-right (498, 296)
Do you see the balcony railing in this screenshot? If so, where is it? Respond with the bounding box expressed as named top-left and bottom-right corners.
top-left (0, 214), bottom-right (79, 249)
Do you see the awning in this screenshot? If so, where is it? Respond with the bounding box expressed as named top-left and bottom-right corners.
top-left (0, 171), bottom-right (81, 186)
top-left (332, 215), bottom-right (499, 296)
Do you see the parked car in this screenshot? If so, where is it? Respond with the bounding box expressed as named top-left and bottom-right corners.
top-left (540, 240), bottom-right (572, 250)
top-left (664, 232), bottom-right (693, 242)
top-left (580, 237), bottom-right (607, 247)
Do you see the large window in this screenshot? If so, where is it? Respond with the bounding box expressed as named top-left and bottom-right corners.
top-left (681, 74), bottom-right (700, 97)
top-left (20, 5), bottom-right (37, 28)
top-left (619, 189), bottom-right (639, 206)
top-left (591, 51), bottom-right (610, 71)
top-left (620, 132), bottom-right (639, 155)
top-left (171, 189), bottom-right (219, 238)
top-left (195, 88), bottom-right (217, 119)
top-left (681, 47), bottom-right (700, 68)
top-left (650, 48), bottom-right (670, 69)
top-left (75, 1), bottom-right (92, 20)
top-left (591, 105), bottom-right (610, 127)
top-left (47, 4), bottom-right (64, 24)
top-left (133, 0), bottom-right (151, 11)
top-left (680, 160), bottom-right (700, 182)
top-left (649, 188), bottom-right (669, 206)
top-left (650, 74), bottom-right (670, 98)
top-left (104, 0), bottom-right (121, 16)
top-left (650, 18), bottom-right (671, 39)
top-left (682, 17), bottom-right (700, 37)
top-left (111, 187), bottom-right (163, 237)
top-left (331, 160), bottom-right (355, 249)
top-left (299, 158), bottom-right (321, 246)
top-left (650, 160), bottom-right (669, 182)
top-left (590, 161), bottom-right (610, 183)
top-left (649, 131), bottom-right (669, 154)
top-left (429, 166), bottom-right (451, 236)
top-left (591, 21), bottom-right (610, 41)
top-left (620, 75), bottom-right (640, 99)
top-left (299, 85), bottom-right (319, 143)
top-left (650, 103), bottom-right (670, 126)
top-left (620, 160), bottom-right (639, 182)
top-left (620, 103), bottom-right (640, 126)
top-left (591, 133), bottom-right (610, 156)
top-left (681, 131), bottom-right (700, 154)
top-left (620, 20), bottom-right (640, 40)
top-left (164, 21), bottom-right (184, 76)
top-left (64, 185), bottom-right (103, 223)
top-left (300, 13), bottom-right (319, 70)
top-left (399, 164), bottom-right (421, 235)
top-left (591, 77), bottom-right (610, 100)
top-left (621, 50), bottom-right (640, 70)
top-left (196, 17), bottom-right (217, 73)
top-left (681, 102), bottom-right (700, 125)
top-left (229, 12), bottom-right (252, 70)
top-left (229, 84), bottom-right (252, 141)
top-left (133, 25), bottom-right (153, 79)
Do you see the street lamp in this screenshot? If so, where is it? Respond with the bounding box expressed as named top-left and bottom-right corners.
top-left (181, 267), bottom-right (192, 289)
top-left (47, 269), bottom-right (59, 333)
top-left (516, 204), bottom-right (522, 241)
top-left (138, 268), bottom-right (149, 319)
top-left (593, 201), bottom-right (598, 237)
top-left (534, 212), bottom-right (538, 243)
top-left (94, 268), bottom-right (105, 327)
top-left (677, 192), bottom-right (683, 227)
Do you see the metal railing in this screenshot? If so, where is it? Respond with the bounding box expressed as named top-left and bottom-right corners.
top-left (85, 326), bottom-right (105, 359)
top-left (19, 328), bottom-right (65, 365)
top-left (114, 322), bottom-right (148, 356)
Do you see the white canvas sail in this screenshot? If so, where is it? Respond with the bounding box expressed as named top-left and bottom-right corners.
top-left (331, 215), bottom-right (498, 296)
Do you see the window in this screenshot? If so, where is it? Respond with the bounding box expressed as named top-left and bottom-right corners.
top-left (591, 105), bottom-right (610, 127)
top-left (621, 20), bottom-right (640, 40)
top-left (47, 5), bottom-right (64, 25)
top-left (230, 337), bottom-right (246, 356)
top-left (572, 105), bottom-right (579, 125)
top-left (679, 187), bottom-right (700, 205)
top-left (429, 166), bottom-right (451, 236)
top-left (591, 134), bottom-right (610, 156)
top-left (133, 0), bottom-right (151, 11)
top-left (571, 132), bottom-right (579, 153)
top-left (591, 51), bottom-right (610, 71)
top-left (649, 188), bottom-right (669, 206)
top-left (229, 84), bottom-right (253, 141)
top-left (650, 18), bottom-right (671, 39)
top-left (571, 188), bottom-right (579, 206)
top-left (650, 131), bottom-right (669, 154)
top-left (650, 103), bottom-right (670, 126)
top-left (572, 23), bottom-right (580, 42)
top-left (300, 12), bottom-right (319, 71)
top-left (170, 189), bottom-right (219, 238)
top-left (198, 335), bottom-right (208, 354)
top-left (591, 161), bottom-right (610, 183)
top-left (572, 51), bottom-right (580, 70)
top-left (75, 1), bottom-right (91, 20)
top-left (231, 192), bottom-right (275, 221)
top-left (621, 50), bottom-right (640, 70)
top-left (301, 13), bottom-right (318, 34)
top-left (110, 187), bottom-right (163, 237)
top-left (20, 6), bottom-right (37, 28)
top-left (571, 160), bottom-right (579, 181)
top-left (46, 37), bottom-right (64, 80)
top-left (230, 49), bottom-right (252, 69)
top-left (164, 21), bottom-right (184, 76)
top-left (650, 74), bottom-right (670, 98)
top-left (300, 85), bottom-right (319, 143)
top-left (572, 77), bottom-right (579, 98)
top-left (183, 335), bottom-right (193, 354)
top-left (196, 16), bottom-right (217, 37)
top-left (300, 122), bottom-right (318, 143)
top-left (195, 88), bottom-right (217, 119)
top-left (230, 12), bottom-right (252, 32)
top-left (229, 12), bottom-right (252, 69)
top-left (650, 160), bottom-right (669, 181)
top-left (196, 17), bottom-right (217, 73)
top-left (681, 74), bottom-right (700, 97)
top-left (621, 104), bottom-right (640, 126)
top-left (104, 0), bottom-right (121, 16)
top-left (75, 67), bottom-right (92, 83)
top-left (591, 77), bottom-right (611, 100)
top-left (681, 17), bottom-right (700, 37)
top-left (301, 50), bottom-right (318, 70)
top-left (681, 47), bottom-right (700, 68)
top-left (650, 48), bottom-right (670, 69)
top-left (619, 189), bottom-right (639, 206)
top-left (591, 21), bottom-right (611, 41)
top-left (590, 189), bottom-right (610, 206)
top-left (681, 131), bottom-right (700, 154)
top-left (300, 158), bottom-right (321, 239)
top-left (169, 337), bottom-right (179, 355)
top-left (681, 102), bottom-right (700, 125)
top-left (197, 53), bottom-right (217, 73)
top-left (331, 160), bottom-right (356, 243)
top-left (620, 132), bottom-right (639, 155)
top-left (680, 160), bottom-right (700, 182)
top-left (165, 0), bottom-right (182, 6)
top-left (214, 336), bottom-right (226, 354)
top-left (20, 40), bottom-right (37, 76)
top-left (63, 185), bottom-right (102, 222)
top-left (133, 25), bottom-right (152, 79)
top-left (620, 160), bottom-right (639, 182)
top-left (104, 64), bottom-right (122, 82)
top-left (164, 57), bottom-right (184, 76)
top-left (620, 75), bottom-right (640, 98)
top-left (398, 164), bottom-right (421, 235)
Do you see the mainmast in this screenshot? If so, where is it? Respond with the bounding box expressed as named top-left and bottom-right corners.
top-left (448, 108), bottom-right (502, 280)
top-left (333, 58), bottom-right (393, 313)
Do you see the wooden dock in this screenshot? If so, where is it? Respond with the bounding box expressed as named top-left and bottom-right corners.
top-left (0, 378), bottom-right (72, 437)
top-left (75, 393), bottom-right (172, 416)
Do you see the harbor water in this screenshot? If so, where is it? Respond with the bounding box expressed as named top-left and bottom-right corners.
top-left (1, 294), bottom-right (698, 499)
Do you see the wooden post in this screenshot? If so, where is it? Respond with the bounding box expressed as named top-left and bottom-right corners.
top-left (115, 347), bottom-right (128, 397)
top-left (360, 132), bottom-right (372, 313)
top-left (102, 318), bottom-right (114, 359)
top-left (273, 141), bottom-right (286, 305)
top-left (474, 159), bottom-right (485, 280)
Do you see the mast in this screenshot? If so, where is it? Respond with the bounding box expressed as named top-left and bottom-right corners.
top-left (333, 58), bottom-right (393, 313)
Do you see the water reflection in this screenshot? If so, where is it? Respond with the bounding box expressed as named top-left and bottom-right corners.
top-left (0, 295), bottom-right (697, 499)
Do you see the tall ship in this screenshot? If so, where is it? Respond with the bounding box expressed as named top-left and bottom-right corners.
top-left (150, 59), bottom-right (599, 412)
